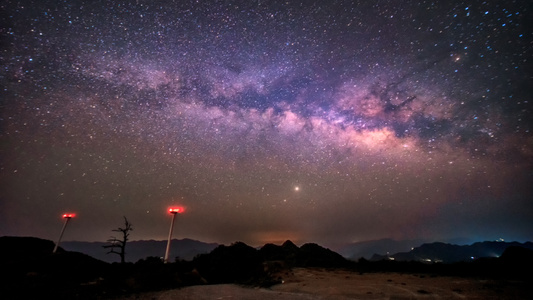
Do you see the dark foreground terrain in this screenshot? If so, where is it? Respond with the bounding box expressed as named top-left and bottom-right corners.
top-left (1, 236), bottom-right (531, 299)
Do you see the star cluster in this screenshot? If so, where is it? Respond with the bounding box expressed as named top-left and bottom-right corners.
top-left (1, 0), bottom-right (532, 245)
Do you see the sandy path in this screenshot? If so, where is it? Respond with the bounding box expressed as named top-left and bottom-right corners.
top-left (119, 268), bottom-right (530, 299)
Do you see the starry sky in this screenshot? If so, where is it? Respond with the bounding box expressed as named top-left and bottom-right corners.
top-left (1, 0), bottom-right (532, 246)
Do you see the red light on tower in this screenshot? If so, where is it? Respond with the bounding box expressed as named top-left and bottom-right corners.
top-left (53, 212), bottom-right (75, 253)
top-left (168, 207), bottom-right (184, 214)
top-left (164, 206), bottom-right (184, 263)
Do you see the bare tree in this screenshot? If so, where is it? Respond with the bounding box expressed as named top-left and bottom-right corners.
top-left (103, 216), bottom-right (133, 263)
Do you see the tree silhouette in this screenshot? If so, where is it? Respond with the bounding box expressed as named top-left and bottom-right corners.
top-left (103, 216), bottom-right (133, 263)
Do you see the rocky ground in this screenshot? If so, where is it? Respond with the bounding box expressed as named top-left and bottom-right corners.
top-left (118, 267), bottom-right (531, 299)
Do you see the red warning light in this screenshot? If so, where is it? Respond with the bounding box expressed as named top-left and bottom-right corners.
top-left (62, 213), bottom-right (75, 218)
top-left (168, 207), bottom-right (184, 214)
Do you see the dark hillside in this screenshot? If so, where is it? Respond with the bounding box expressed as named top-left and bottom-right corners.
top-left (0, 236), bottom-right (61, 258)
top-left (0, 236), bottom-right (109, 299)
top-left (193, 242), bottom-right (266, 284)
top-left (297, 243), bottom-right (350, 268)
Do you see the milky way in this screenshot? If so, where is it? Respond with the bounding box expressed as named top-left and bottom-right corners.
top-left (1, 0), bottom-right (532, 245)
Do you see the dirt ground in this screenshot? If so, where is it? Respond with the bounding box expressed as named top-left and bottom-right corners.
top-left (120, 268), bottom-right (531, 299)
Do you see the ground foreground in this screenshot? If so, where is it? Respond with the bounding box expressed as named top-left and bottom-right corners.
top-left (119, 268), bottom-right (531, 299)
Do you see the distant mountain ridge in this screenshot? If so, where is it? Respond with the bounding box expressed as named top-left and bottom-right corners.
top-left (332, 237), bottom-right (477, 260)
top-left (333, 238), bottom-right (428, 260)
top-left (62, 238), bottom-right (219, 263)
top-left (370, 241), bottom-right (533, 263)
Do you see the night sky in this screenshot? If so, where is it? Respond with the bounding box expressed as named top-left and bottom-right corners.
top-left (1, 0), bottom-right (532, 246)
